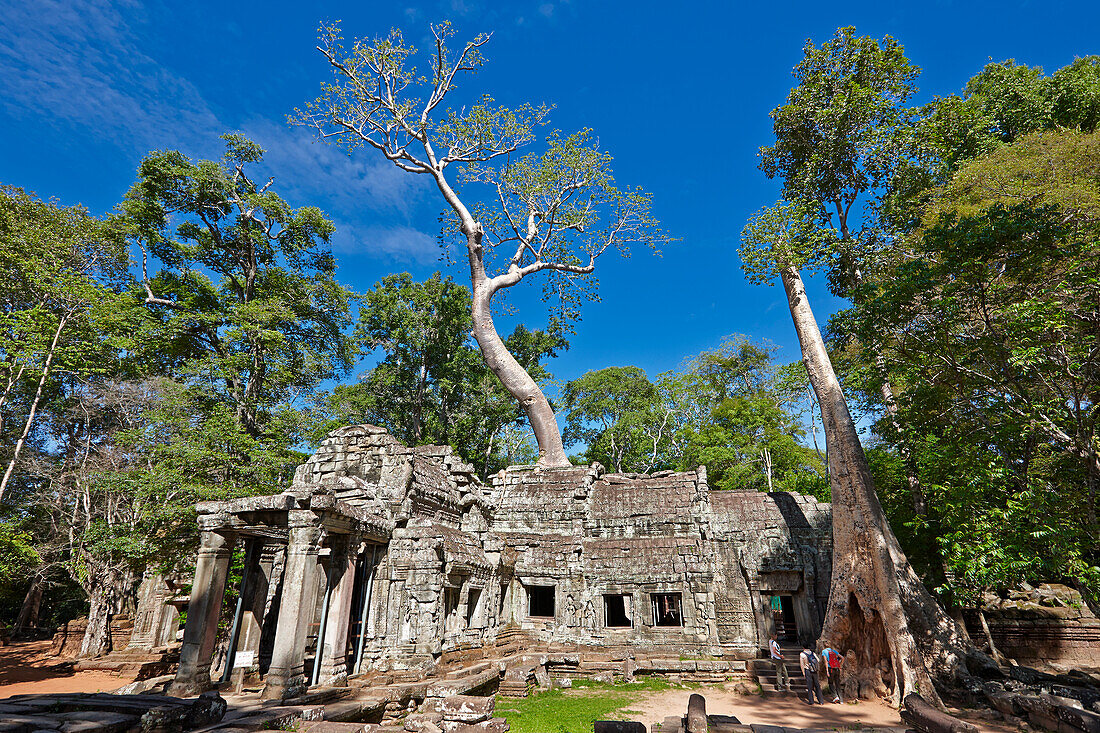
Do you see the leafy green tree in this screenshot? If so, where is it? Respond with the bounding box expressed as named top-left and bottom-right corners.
top-left (562, 366), bottom-right (670, 474)
top-left (115, 134), bottom-right (354, 445)
top-left (963, 60), bottom-right (1053, 143)
top-left (312, 273), bottom-right (566, 477)
top-left (0, 187), bottom-right (126, 504)
top-left (854, 130), bottom-right (1100, 598)
top-left (297, 22), bottom-right (668, 467)
top-left (747, 27), bottom-right (982, 704)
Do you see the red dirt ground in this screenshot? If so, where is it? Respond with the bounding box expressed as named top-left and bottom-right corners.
top-left (617, 684), bottom-right (1017, 732)
top-left (0, 640), bottom-right (138, 696)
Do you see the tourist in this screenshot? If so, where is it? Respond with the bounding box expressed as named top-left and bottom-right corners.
top-left (821, 645), bottom-right (844, 703)
top-left (769, 632), bottom-right (789, 691)
top-left (799, 645), bottom-right (825, 705)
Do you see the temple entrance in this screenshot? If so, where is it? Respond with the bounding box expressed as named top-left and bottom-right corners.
top-left (771, 595), bottom-right (798, 642)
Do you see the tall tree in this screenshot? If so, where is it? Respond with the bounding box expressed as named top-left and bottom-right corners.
top-left (115, 134), bottom-right (354, 450)
top-left (741, 202), bottom-right (978, 705)
top-left (0, 187), bottom-right (126, 504)
top-left (296, 22), bottom-right (667, 466)
top-left (855, 130), bottom-right (1100, 598)
top-left (761, 26), bottom-right (932, 518)
top-left (313, 272), bottom-right (566, 477)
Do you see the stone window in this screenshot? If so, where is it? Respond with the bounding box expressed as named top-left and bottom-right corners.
top-left (526, 584), bottom-right (555, 618)
top-left (652, 593), bottom-right (683, 627)
top-left (466, 587), bottom-right (486, 628)
top-left (603, 594), bottom-right (632, 627)
top-left (444, 586), bottom-right (461, 632)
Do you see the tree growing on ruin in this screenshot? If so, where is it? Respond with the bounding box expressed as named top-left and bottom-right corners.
top-left (744, 28), bottom-right (992, 704)
top-left (741, 203), bottom-right (982, 705)
top-left (311, 272), bottom-right (566, 477)
top-left (296, 22), bottom-right (668, 467)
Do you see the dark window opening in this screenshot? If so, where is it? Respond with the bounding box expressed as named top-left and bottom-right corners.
top-left (466, 588), bottom-right (483, 628)
top-left (652, 593), bottom-right (683, 627)
top-left (444, 586), bottom-right (461, 632)
top-left (527, 585), bottom-right (555, 617)
top-left (603, 594), bottom-right (632, 627)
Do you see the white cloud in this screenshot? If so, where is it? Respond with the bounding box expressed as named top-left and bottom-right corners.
top-left (0, 0), bottom-right (222, 152)
top-left (330, 223), bottom-right (441, 263)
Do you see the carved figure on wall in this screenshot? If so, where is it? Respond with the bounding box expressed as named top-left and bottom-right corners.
top-left (564, 595), bottom-right (578, 627)
top-left (583, 600), bottom-right (596, 630)
top-left (401, 596), bottom-right (417, 641)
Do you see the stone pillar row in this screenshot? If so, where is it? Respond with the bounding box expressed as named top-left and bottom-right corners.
top-left (316, 535), bottom-right (358, 687)
top-left (262, 510), bottom-right (323, 700)
top-left (169, 512), bottom-right (378, 700)
top-left (168, 528), bottom-right (236, 697)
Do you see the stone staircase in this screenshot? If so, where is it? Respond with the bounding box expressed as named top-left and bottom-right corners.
top-left (748, 644), bottom-right (807, 694)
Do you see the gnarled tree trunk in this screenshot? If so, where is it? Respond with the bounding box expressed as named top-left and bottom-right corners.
top-left (464, 228), bottom-right (570, 467)
top-left (780, 265), bottom-right (977, 706)
top-left (15, 571), bottom-right (45, 631)
top-left (78, 565), bottom-right (132, 658)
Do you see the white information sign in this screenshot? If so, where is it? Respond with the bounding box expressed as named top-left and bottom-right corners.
top-left (234, 651), bottom-right (255, 668)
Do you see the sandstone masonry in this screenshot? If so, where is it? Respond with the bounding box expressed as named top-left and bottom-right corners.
top-left (169, 425), bottom-right (832, 700)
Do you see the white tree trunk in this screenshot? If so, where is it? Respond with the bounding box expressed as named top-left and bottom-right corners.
top-left (465, 231), bottom-right (570, 467)
top-left (0, 311), bottom-right (70, 504)
top-left (780, 266), bottom-right (974, 706)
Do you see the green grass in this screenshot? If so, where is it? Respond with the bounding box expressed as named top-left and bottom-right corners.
top-left (495, 677), bottom-right (672, 733)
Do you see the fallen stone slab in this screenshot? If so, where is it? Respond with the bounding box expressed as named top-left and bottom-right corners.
top-left (747, 725), bottom-right (785, 733)
top-left (322, 697), bottom-right (387, 723)
top-left (0, 716), bottom-right (62, 733)
top-left (706, 715), bottom-right (744, 733)
top-left (301, 723), bottom-right (377, 733)
top-left (443, 718), bottom-right (508, 733)
top-left (433, 694), bottom-right (494, 723)
top-left (901, 694), bottom-right (978, 733)
top-left (593, 722), bottom-right (647, 732)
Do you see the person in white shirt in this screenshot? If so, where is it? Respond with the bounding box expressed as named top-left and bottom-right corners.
top-left (769, 633), bottom-right (789, 691)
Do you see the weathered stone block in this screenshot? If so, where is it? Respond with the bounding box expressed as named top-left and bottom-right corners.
top-left (435, 695), bottom-right (494, 723)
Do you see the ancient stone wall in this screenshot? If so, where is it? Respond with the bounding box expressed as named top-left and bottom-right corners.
top-left (966, 584), bottom-right (1100, 672)
top-left (173, 424), bottom-right (835, 699)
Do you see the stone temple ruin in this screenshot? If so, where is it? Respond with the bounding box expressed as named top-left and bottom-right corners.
top-left (168, 424), bottom-right (833, 701)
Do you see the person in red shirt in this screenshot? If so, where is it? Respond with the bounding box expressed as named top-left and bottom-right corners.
top-left (821, 646), bottom-right (844, 703)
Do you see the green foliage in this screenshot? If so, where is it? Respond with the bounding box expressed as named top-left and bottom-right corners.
top-left (840, 128), bottom-right (1100, 597)
top-left (563, 337), bottom-right (824, 492)
top-left (495, 677), bottom-right (670, 733)
top-left (963, 60), bottom-right (1053, 143)
top-left (310, 272), bottom-right (565, 477)
top-left (761, 26), bottom-right (919, 224)
top-left (563, 366), bottom-right (665, 473)
top-left (0, 522), bottom-right (37, 586)
top-left (114, 134), bottom-right (354, 442)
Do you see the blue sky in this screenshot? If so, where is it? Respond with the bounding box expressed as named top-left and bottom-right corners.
top-left (2, 0), bottom-right (1099, 403)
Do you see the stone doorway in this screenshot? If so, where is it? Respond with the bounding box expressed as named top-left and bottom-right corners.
top-left (771, 595), bottom-right (798, 642)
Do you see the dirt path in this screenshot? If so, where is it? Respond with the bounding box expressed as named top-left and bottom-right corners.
top-left (0, 640), bottom-right (137, 697)
top-left (615, 684), bottom-right (1014, 732)
top-left (616, 685), bottom-right (904, 729)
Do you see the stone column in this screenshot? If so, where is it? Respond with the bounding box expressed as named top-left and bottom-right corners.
top-left (128, 571), bottom-right (168, 652)
top-left (168, 529), bottom-right (235, 696)
top-left (316, 537), bottom-right (357, 686)
top-left (238, 542), bottom-right (275, 665)
top-left (262, 511), bottom-right (321, 700)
